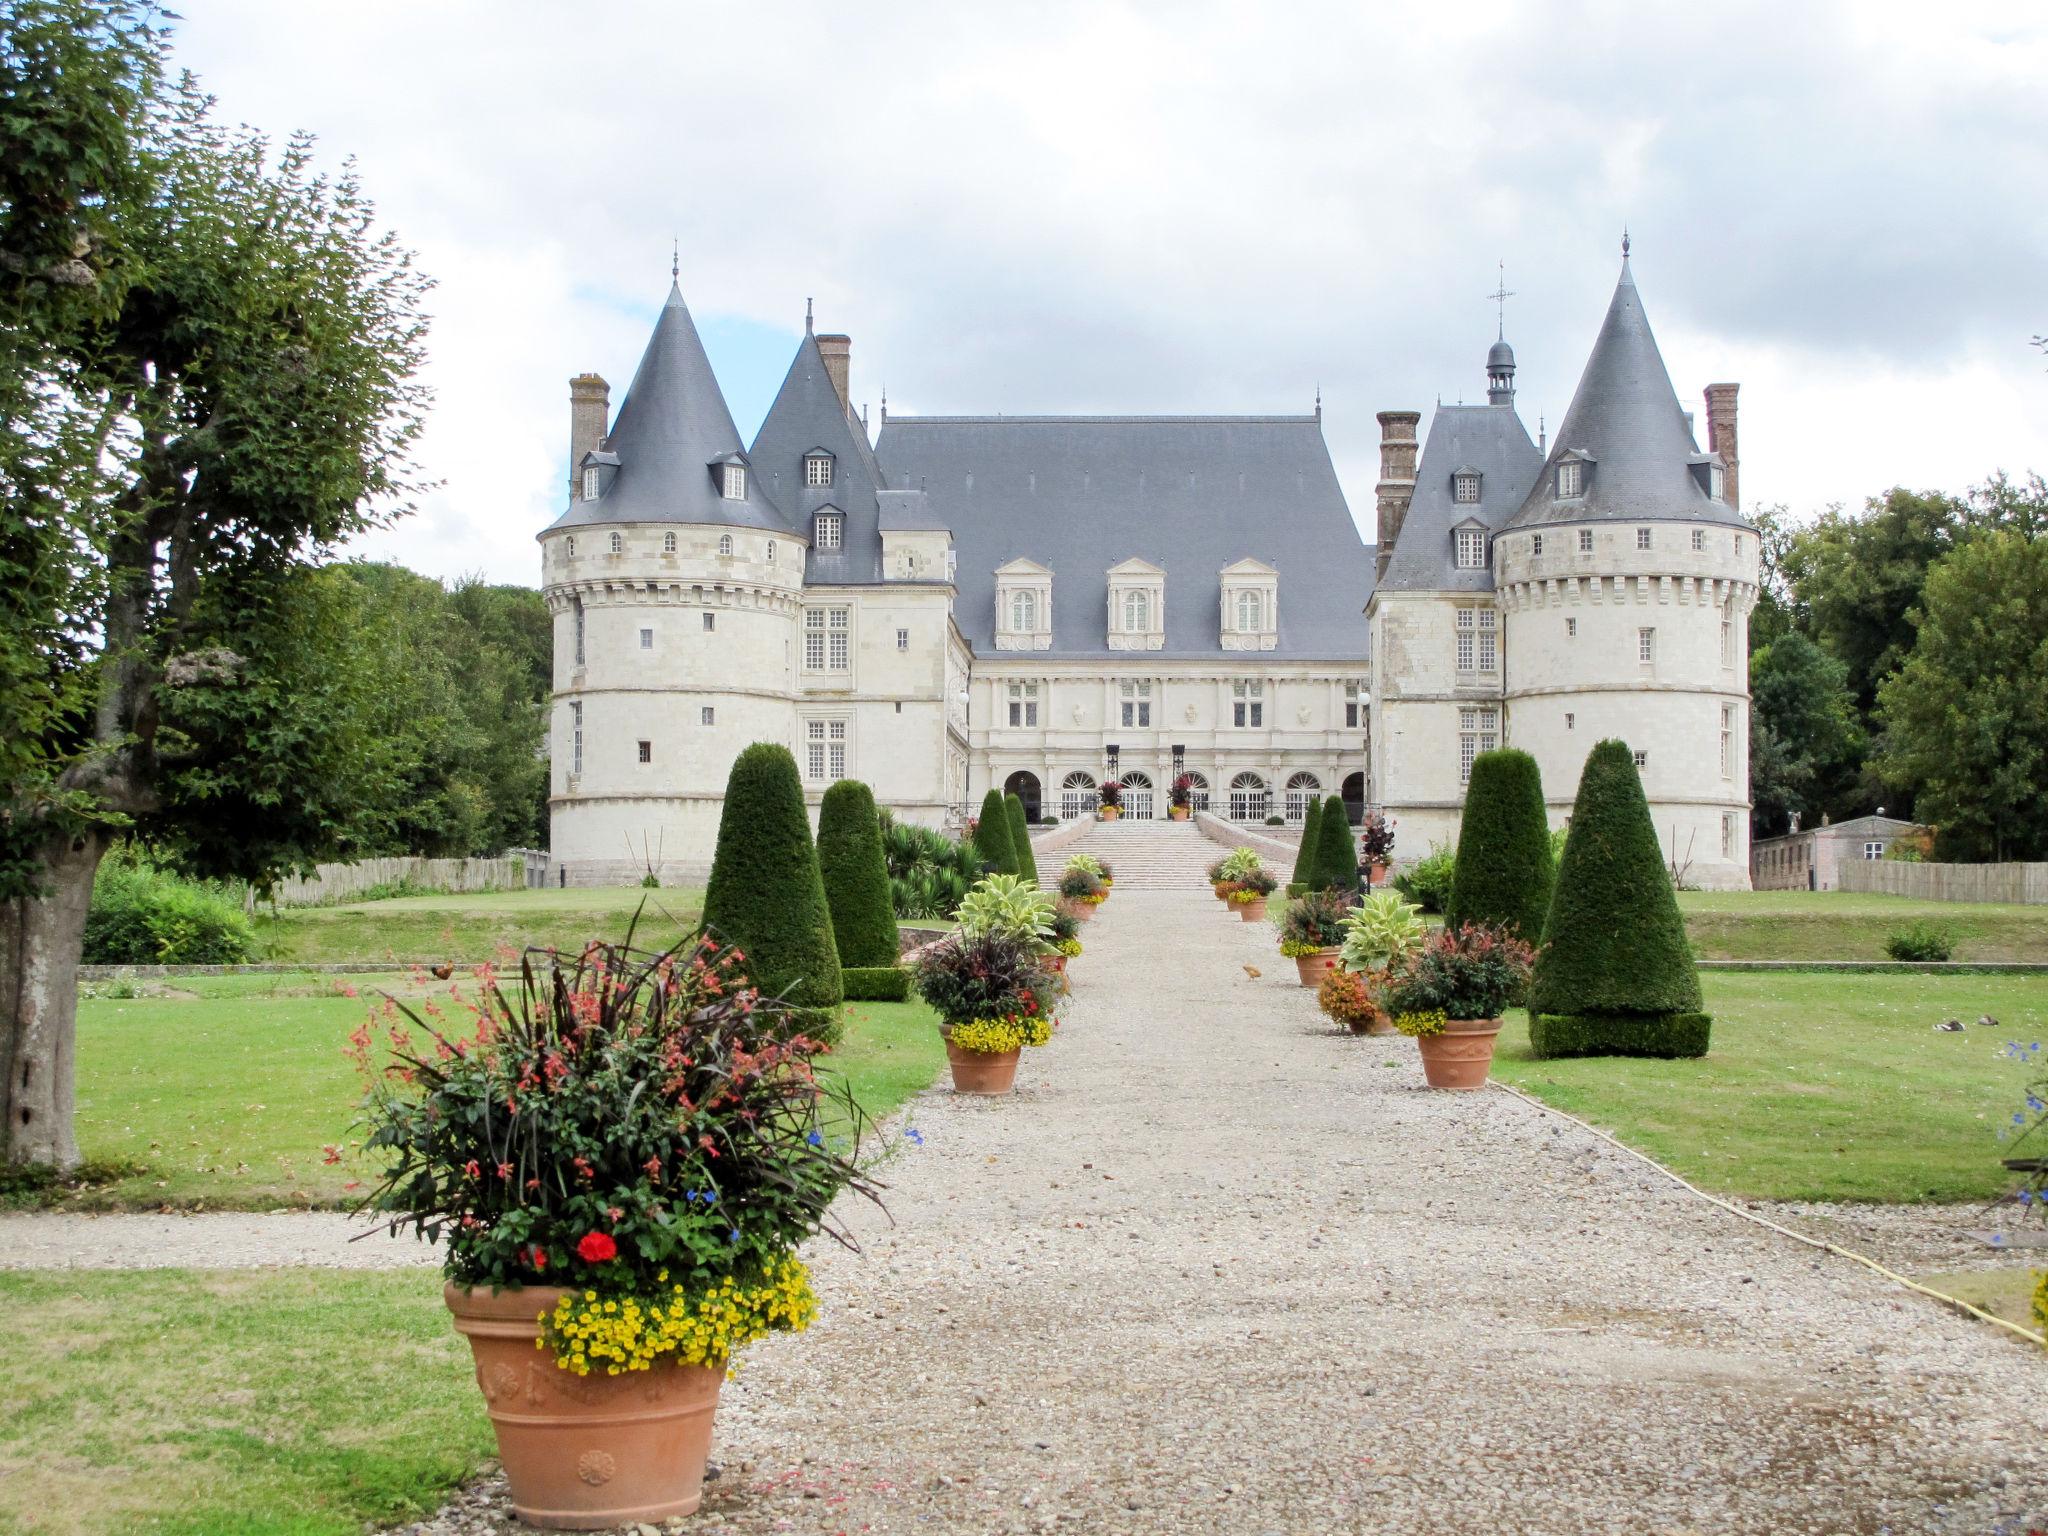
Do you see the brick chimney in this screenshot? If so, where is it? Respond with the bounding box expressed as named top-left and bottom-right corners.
top-left (568, 373), bottom-right (609, 501)
top-left (1704, 383), bottom-right (1739, 513)
top-left (816, 334), bottom-right (852, 408)
top-left (1374, 410), bottom-right (1421, 581)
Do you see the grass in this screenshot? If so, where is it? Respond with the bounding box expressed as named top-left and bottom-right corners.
top-left (0, 1269), bottom-right (492, 1536)
top-left (1493, 971), bottom-right (2048, 1203)
top-left (1677, 889), bottom-right (2048, 963)
top-left (248, 886), bottom-right (705, 966)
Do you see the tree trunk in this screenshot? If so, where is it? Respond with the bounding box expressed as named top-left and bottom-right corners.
top-left (1, 828), bottom-right (108, 1172)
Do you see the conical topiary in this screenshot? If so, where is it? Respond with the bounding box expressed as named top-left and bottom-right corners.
top-left (1005, 792), bottom-right (1040, 887)
top-left (700, 743), bottom-right (843, 1035)
top-left (972, 787), bottom-right (1019, 876)
top-left (1527, 739), bottom-right (1709, 1059)
top-left (1445, 749), bottom-right (1555, 942)
top-left (1309, 799), bottom-right (1361, 894)
top-left (1289, 795), bottom-right (1325, 890)
top-left (816, 779), bottom-right (899, 968)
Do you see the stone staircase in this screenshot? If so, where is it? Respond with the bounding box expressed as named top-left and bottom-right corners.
top-left (1049, 818), bottom-right (1230, 891)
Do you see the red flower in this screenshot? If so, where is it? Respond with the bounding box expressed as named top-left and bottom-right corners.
top-left (529, 1245), bottom-right (548, 1270)
top-left (576, 1231), bottom-right (618, 1264)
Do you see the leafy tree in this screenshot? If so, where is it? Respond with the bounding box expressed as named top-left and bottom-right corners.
top-left (1444, 749), bottom-right (1554, 942)
top-left (1747, 632), bottom-right (1863, 837)
top-left (1289, 795), bottom-right (1324, 888)
top-left (1877, 532), bottom-right (2048, 861)
top-left (1744, 503), bottom-right (1801, 653)
top-left (816, 779), bottom-right (897, 969)
top-left (1004, 792), bottom-right (1038, 887)
top-left (972, 788), bottom-right (1018, 877)
top-left (1307, 800), bottom-right (1360, 894)
top-left (2, 11), bottom-right (431, 1169)
top-left (699, 744), bottom-right (843, 1033)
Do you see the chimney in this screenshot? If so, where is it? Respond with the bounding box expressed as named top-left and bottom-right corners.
top-left (817, 334), bottom-right (852, 408)
top-left (1704, 382), bottom-right (1739, 512)
top-left (568, 373), bottom-right (609, 500)
top-left (1374, 410), bottom-right (1421, 581)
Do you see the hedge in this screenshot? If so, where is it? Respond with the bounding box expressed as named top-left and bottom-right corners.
top-left (84, 858), bottom-right (254, 965)
top-left (1528, 1013), bottom-right (1713, 1060)
top-left (841, 966), bottom-right (911, 1002)
top-left (817, 779), bottom-right (900, 969)
top-left (972, 787), bottom-right (1019, 876)
top-left (1308, 798), bottom-right (1361, 894)
top-left (1445, 749), bottom-right (1555, 942)
top-left (1005, 792), bottom-right (1039, 887)
top-left (1290, 796), bottom-right (1324, 889)
top-left (700, 742), bottom-right (843, 1036)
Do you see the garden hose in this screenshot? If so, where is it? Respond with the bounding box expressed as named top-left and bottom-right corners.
top-left (1488, 1079), bottom-right (2048, 1349)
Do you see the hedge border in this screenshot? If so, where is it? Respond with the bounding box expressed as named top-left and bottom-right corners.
top-left (841, 966), bottom-right (911, 1002)
top-left (1527, 1012), bottom-right (1713, 1060)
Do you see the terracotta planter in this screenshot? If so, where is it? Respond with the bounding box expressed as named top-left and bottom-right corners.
top-left (1234, 897), bottom-right (1268, 921)
top-left (1415, 1017), bottom-right (1503, 1090)
top-left (1046, 953), bottom-right (1068, 976)
top-left (1293, 947), bottom-right (1341, 988)
top-left (1169, 805), bottom-right (1189, 820)
top-left (446, 1284), bottom-right (723, 1529)
top-left (1061, 896), bottom-right (1095, 921)
top-left (1368, 861), bottom-right (1387, 888)
top-left (1100, 806), bottom-right (1120, 821)
top-left (1364, 1016), bottom-right (1398, 1036)
top-left (942, 1032), bottom-right (1021, 1094)
top-left (1212, 884), bottom-right (1234, 903)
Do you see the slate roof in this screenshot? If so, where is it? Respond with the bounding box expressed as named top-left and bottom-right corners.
top-left (748, 325), bottom-right (891, 581)
top-left (1508, 259), bottom-right (1744, 531)
top-left (874, 415), bottom-right (1373, 660)
top-left (1378, 403), bottom-right (1543, 595)
top-left (546, 283), bottom-right (788, 535)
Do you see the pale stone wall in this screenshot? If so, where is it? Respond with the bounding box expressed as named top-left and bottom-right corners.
top-left (1368, 591), bottom-right (1495, 860)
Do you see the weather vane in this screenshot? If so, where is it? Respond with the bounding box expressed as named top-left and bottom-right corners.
top-left (1487, 262), bottom-right (1514, 340)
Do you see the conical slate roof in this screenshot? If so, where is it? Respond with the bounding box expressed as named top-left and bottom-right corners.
top-left (549, 282), bottom-right (788, 533)
top-left (749, 326), bottom-right (889, 581)
top-left (1507, 259), bottom-right (1742, 529)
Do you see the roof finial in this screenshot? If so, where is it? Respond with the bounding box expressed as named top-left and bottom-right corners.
top-left (880, 385), bottom-right (887, 423)
top-left (1488, 261), bottom-right (1515, 340)
top-left (1621, 227), bottom-right (1631, 260)
top-left (671, 239), bottom-right (679, 280)
top-left (1314, 382), bottom-right (1321, 420)
top-left (805, 296), bottom-right (813, 334)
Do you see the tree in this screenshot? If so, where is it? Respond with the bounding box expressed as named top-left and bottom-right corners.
top-left (1289, 795), bottom-right (1324, 889)
top-left (1443, 749), bottom-right (1554, 942)
top-left (2, 12), bottom-right (432, 1169)
top-left (816, 779), bottom-right (898, 969)
top-left (972, 788), bottom-right (1018, 877)
top-left (1527, 740), bottom-right (1708, 1059)
top-left (1307, 800), bottom-right (1360, 894)
top-left (1744, 503), bottom-right (1801, 653)
top-left (1877, 532), bottom-right (2048, 861)
top-left (1004, 792), bottom-right (1038, 887)
top-left (699, 744), bottom-right (843, 1032)
top-left (1747, 632), bottom-right (1864, 837)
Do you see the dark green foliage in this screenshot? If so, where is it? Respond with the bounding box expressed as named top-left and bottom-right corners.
top-left (83, 855), bottom-right (253, 964)
top-left (1290, 797), bottom-right (1324, 888)
top-left (878, 814), bottom-right (977, 920)
top-left (1392, 843), bottom-right (1457, 914)
top-left (699, 744), bottom-right (843, 1031)
top-left (1308, 801), bottom-right (1360, 893)
top-left (1528, 1013), bottom-right (1712, 1060)
top-left (972, 788), bottom-right (1019, 876)
top-left (1005, 793), bottom-right (1039, 887)
top-left (1749, 632), bottom-right (1863, 838)
top-left (840, 966), bottom-right (910, 1002)
top-left (1885, 924), bottom-right (1955, 963)
top-left (1444, 750), bottom-right (1555, 942)
top-left (816, 780), bottom-right (899, 969)
top-left (1528, 740), bottom-right (1703, 1035)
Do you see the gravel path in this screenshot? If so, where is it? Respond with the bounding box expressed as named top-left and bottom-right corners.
top-left (0, 1209), bottom-right (437, 1269)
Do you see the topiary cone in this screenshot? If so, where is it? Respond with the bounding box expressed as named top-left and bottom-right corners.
top-left (700, 743), bottom-right (843, 1030)
top-left (972, 787), bottom-right (1019, 877)
top-left (1309, 796), bottom-right (1361, 893)
top-left (1005, 792), bottom-right (1040, 887)
top-left (1290, 795), bottom-right (1324, 889)
top-left (1445, 749), bottom-right (1556, 942)
top-left (817, 779), bottom-right (900, 969)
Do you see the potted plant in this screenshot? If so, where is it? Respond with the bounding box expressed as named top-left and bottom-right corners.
top-left (1317, 965), bottom-right (1383, 1034)
top-left (1358, 812), bottom-right (1396, 888)
top-left (956, 871), bottom-right (1059, 951)
top-left (1057, 865), bottom-right (1106, 919)
top-left (356, 935), bottom-right (877, 1528)
top-left (1046, 906), bottom-right (1083, 981)
top-left (1383, 923), bottom-right (1537, 1090)
top-left (1210, 847), bottom-right (1261, 905)
top-left (1169, 774), bottom-right (1194, 820)
top-left (1279, 889), bottom-right (1352, 988)
top-left (1334, 890), bottom-right (1428, 1035)
top-left (1228, 864), bottom-right (1278, 921)
top-left (911, 930), bottom-right (1061, 1094)
top-left (1098, 779), bottom-right (1123, 820)
top-left (1206, 856), bottom-right (1235, 902)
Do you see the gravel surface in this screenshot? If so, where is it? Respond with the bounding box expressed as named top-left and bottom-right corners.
top-left (0, 1210), bottom-right (437, 1269)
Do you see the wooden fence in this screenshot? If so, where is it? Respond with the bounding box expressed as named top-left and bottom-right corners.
top-left (1839, 860), bottom-right (2048, 905)
top-left (259, 854), bottom-right (529, 908)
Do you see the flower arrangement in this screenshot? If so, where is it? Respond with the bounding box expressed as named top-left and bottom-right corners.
top-left (1392, 1009), bottom-right (1448, 1038)
top-left (1338, 890), bottom-right (1428, 975)
top-left (956, 873), bottom-right (1058, 952)
top-left (1382, 923), bottom-right (1537, 1021)
top-left (1048, 906), bottom-right (1083, 957)
top-left (1317, 967), bottom-right (1382, 1031)
top-left (947, 1014), bottom-right (1056, 1053)
top-left (1170, 773), bottom-right (1195, 809)
top-left (1065, 852), bottom-right (1104, 877)
top-left (1058, 867), bottom-right (1106, 905)
top-left (1095, 858), bottom-right (1114, 887)
top-left (1278, 889), bottom-right (1352, 956)
top-left (1098, 779), bottom-right (1123, 811)
top-left (355, 934), bottom-right (878, 1374)
top-left (1227, 865), bottom-right (1278, 903)
top-left (911, 930), bottom-right (1062, 1053)
top-left (1358, 811), bottom-right (1396, 866)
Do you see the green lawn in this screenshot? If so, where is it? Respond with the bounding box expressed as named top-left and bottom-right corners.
top-left (1493, 971), bottom-right (2048, 1202)
top-left (0, 1269), bottom-right (493, 1536)
top-left (1678, 889), bottom-right (2048, 963)
top-left (250, 885), bottom-right (705, 966)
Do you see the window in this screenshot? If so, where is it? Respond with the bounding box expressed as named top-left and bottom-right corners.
top-left (1456, 607), bottom-right (1497, 671)
top-left (569, 702), bottom-right (583, 776)
top-left (1578, 528), bottom-right (1593, 554)
top-left (1632, 748), bottom-right (1649, 769)
top-left (1636, 527), bottom-right (1652, 551)
top-left (1458, 706), bottom-right (1498, 784)
top-left (803, 608), bottom-right (850, 671)
top-left (1721, 620), bottom-right (1734, 667)
top-left (1345, 680), bottom-right (1366, 730)
top-left (1733, 532), bottom-right (1743, 555)
top-left (1863, 840), bottom-right (1885, 860)
top-left (896, 627), bottom-right (909, 651)
top-left (1721, 704), bottom-right (1735, 777)
top-left (1455, 528), bottom-right (1485, 569)
top-left (1691, 528), bottom-right (1706, 552)
top-left (815, 514), bottom-right (842, 550)
top-left (1228, 772), bottom-right (1269, 823)
top-left (663, 531), bottom-right (677, 554)
top-left (1710, 464), bottom-right (1726, 501)
top-left (573, 598), bottom-right (586, 667)
top-left (609, 531), bottom-right (623, 554)
top-left (1009, 590), bottom-right (1038, 634)
top-left (1007, 680), bottom-right (1039, 728)
top-left (767, 540), bottom-right (776, 563)
top-left (639, 627), bottom-right (653, 651)
top-left (805, 454), bottom-right (833, 488)
top-left (1558, 461), bottom-right (1583, 498)
top-left (1725, 814), bottom-right (1739, 859)
top-left (1453, 472), bottom-right (1480, 504)
top-left (637, 739), bottom-right (651, 764)
top-left (1059, 771), bottom-right (1097, 821)
top-left (1235, 590), bottom-right (1263, 632)
top-left (1231, 678), bottom-right (1264, 728)
top-left (1119, 679), bottom-right (1152, 728)
top-left (1531, 533), bottom-right (1544, 557)
top-left (805, 719), bottom-right (847, 782)
top-left (1637, 627), bottom-right (1655, 665)
top-left (718, 534), bottom-right (733, 556)
top-left (1566, 616), bottom-right (1578, 639)
top-left (702, 612), bottom-right (715, 632)
top-left (1565, 712), bottom-right (1575, 731)
top-left (722, 464), bottom-right (746, 500)
top-left (701, 706), bottom-right (715, 726)
top-left (1122, 589), bottom-right (1150, 633)
top-left (582, 467), bottom-right (600, 500)
top-left (566, 535), bottom-right (576, 557)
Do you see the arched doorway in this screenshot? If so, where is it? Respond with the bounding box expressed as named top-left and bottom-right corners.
top-left (1284, 771), bottom-right (1321, 824)
top-left (1058, 770), bottom-right (1097, 822)
top-left (1121, 770), bottom-right (1155, 820)
top-left (1003, 770), bottom-right (1042, 822)
top-left (1183, 771), bottom-right (1211, 813)
top-left (1340, 772), bottom-right (1366, 826)
top-left (1228, 771), bottom-right (1269, 823)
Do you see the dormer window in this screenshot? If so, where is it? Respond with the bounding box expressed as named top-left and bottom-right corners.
top-left (1710, 464), bottom-right (1726, 501)
top-left (805, 453), bottom-right (833, 488)
top-left (1218, 557), bottom-right (1278, 651)
top-left (722, 464), bottom-right (747, 500)
top-left (1122, 589), bottom-right (1151, 633)
top-left (1454, 528), bottom-right (1486, 569)
top-left (994, 558), bottom-right (1053, 650)
top-left (1234, 589), bottom-right (1263, 632)
top-left (1453, 471), bottom-right (1481, 504)
top-left (815, 512), bottom-right (843, 550)
top-left (582, 467), bottom-right (600, 500)
top-left (1557, 461), bottom-right (1583, 498)
top-left (1009, 589), bottom-right (1038, 633)
top-left (1106, 558), bottom-right (1166, 651)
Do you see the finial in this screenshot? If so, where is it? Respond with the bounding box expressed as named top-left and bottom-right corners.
top-left (1621, 227), bottom-right (1631, 260)
top-left (1538, 414), bottom-right (1547, 453)
top-left (880, 385), bottom-right (887, 422)
top-left (671, 239), bottom-right (679, 280)
top-left (1488, 261), bottom-right (1515, 340)
top-left (1314, 382), bottom-right (1321, 420)
top-left (805, 296), bottom-right (813, 333)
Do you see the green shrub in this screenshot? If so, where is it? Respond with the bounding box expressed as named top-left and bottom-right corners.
top-left (1308, 800), bottom-right (1361, 893)
top-left (1444, 749), bottom-right (1555, 942)
top-left (1527, 739), bottom-right (1703, 1053)
top-left (879, 816), bottom-right (976, 920)
top-left (841, 966), bottom-right (911, 1002)
top-left (1290, 796), bottom-right (1324, 889)
top-left (1392, 841), bottom-right (1456, 914)
top-left (817, 780), bottom-right (899, 969)
top-left (1528, 1013), bottom-right (1713, 1060)
top-left (1885, 923), bottom-right (1955, 962)
top-left (1005, 793), bottom-right (1039, 887)
top-left (972, 788), bottom-right (1019, 877)
top-left (699, 743), bottom-right (843, 1034)
top-left (1265, 814), bottom-right (1285, 827)
top-left (84, 858), bottom-right (255, 965)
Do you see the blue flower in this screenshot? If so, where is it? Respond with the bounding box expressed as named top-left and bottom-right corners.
top-left (2021, 1189), bottom-right (2036, 1205)
top-left (806, 1130), bottom-right (824, 1146)
top-left (2029, 1096), bottom-right (2045, 1113)
top-left (685, 1190), bottom-right (699, 1203)
top-left (1991, 1232), bottom-right (2007, 1245)
top-left (905, 1127), bottom-right (925, 1147)
top-left (728, 1228), bottom-right (741, 1243)
top-left (2016, 1113), bottom-right (2028, 1126)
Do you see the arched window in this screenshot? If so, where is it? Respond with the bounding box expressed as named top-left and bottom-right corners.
top-left (1284, 772), bottom-right (1320, 824)
top-left (1121, 771), bottom-right (1155, 819)
top-left (1010, 590), bottom-right (1037, 633)
top-left (565, 535), bottom-right (576, 557)
top-left (1236, 590), bottom-right (1262, 632)
top-left (662, 531), bottom-right (677, 554)
top-left (718, 534), bottom-right (734, 556)
top-left (608, 531), bottom-right (622, 555)
top-left (1059, 770), bottom-right (1098, 822)
top-left (1122, 589), bottom-right (1149, 633)
top-left (767, 540), bottom-right (776, 563)
top-left (1183, 770), bottom-right (1211, 813)
top-left (1228, 771), bottom-right (1269, 823)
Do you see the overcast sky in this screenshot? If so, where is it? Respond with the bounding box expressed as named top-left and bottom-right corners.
top-left (168, 0), bottom-right (2048, 587)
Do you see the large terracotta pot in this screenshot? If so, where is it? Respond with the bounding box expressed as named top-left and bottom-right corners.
top-left (1368, 861), bottom-right (1387, 888)
top-left (942, 1031), bottom-right (1021, 1094)
top-left (1293, 948), bottom-right (1341, 988)
top-left (1046, 953), bottom-right (1068, 976)
top-left (1234, 896), bottom-right (1268, 922)
top-left (1100, 805), bottom-right (1121, 821)
top-left (1415, 1018), bottom-right (1502, 1090)
top-left (1061, 896), bottom-right (1095, 922)
top-left (1212, 884), bottom-right (1234, 903)
top-left (446, 1284), bottom-right (723, 1529)
top-left (1169, 805), bottom-right (1189, 820)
